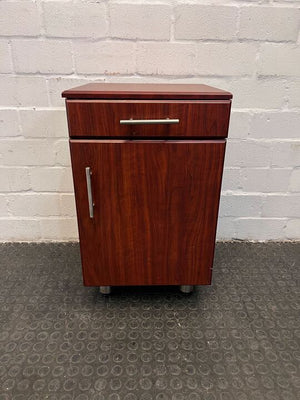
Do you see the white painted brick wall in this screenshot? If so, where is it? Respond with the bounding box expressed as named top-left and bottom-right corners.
top-left (19, 109), bottom-right (68, 138)
top-left (0, 40), bottom-right (12, 73)
top-left (196, 43), bottom-right (258, 76)
top-left (137, 42), bottom-right (196, 75)
top-left (289, 169), bottom-right (300, 192)
top-left (0, 110), bottom-right (21, 137)
top-left (241, 168), bottom-right (291, 193)
top-left (0, 76), bottom-right (48, 106)
top-left (12, 40), bottom-right (73, 74)
top-left (110, 4), bottom-right (171, 40)
top-left (29, 167), bottom-right (73, 193)
top-left (271, 142), bottom-right (300, 168)
top-left (227, 79), bottom-right (288, 109)
top-left (259, 44), bottom-right (300, 77)
top-left (262, 195), bottom-right (300, 218)
top-left (1, 140), bottom-right (56, 166)
top-left (74, 41), bottom-right (136, 75)
top-left (7, 193), bottom-right (61, 217)
top-left (0, 1), bottom-right (40, 37)
top-left (250, 112), bottom-right (300, 138)
top-left (238, 7), bottom-right (299, 42)
top-left (174, 5), bottom-right (238, 41)
top-left (0, 168), bottom-right (31, 192)
top-left (0, 0), bottom-right (299, 241)
top-left (43, 2), bottom-right (107, 39)
top-left (287, 78), bottom-right (300, 108)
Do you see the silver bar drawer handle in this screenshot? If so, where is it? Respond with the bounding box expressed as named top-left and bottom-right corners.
top-left (85, 167), bottom-right (94, 219)
top-left (120, 118), bottom-right (179, 125)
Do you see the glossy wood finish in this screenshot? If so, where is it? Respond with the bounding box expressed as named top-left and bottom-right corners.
top-left (64, 82), bottom-right (232, 288)
top-left (62, 83), bottom-right (232, 100)
top-left (66, 100), bottom-right (231, 138)
top-left (70, 140), bottom-right (226, 286)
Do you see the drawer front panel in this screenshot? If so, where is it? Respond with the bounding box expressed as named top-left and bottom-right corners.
top-left (66, 100), bottom-right (231, 138)
top-left (70, 139), bottom-right (226, 286)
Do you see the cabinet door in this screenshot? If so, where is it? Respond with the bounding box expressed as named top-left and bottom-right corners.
top-left (70, 140), bottom-right (225, 286)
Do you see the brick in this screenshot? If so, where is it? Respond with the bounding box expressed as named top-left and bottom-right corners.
top-left (0, 40), bottom-right (12, 73)
top-left (0, 195), bottom-right (8, 217)
top-left (0, 110), bottom-right (21, 137)
top-left (289, 169), bottom-right (300, 192)
top-left (219, 195), bottom-right (262, 217)
top-left (0, 1), bottom-right (40, 36)
top-left (195, 77), bottom-right (231, 91)
top-left (54, 140), bottom-right (71, 166)
top-left (110, 3), bottom-right (171, 40)
top-left (175, 5), bottom-right (238, 40)
top-left (19, 110), bottom-right (68, 138)
top-left (271, 142), bottom-right (300, 167)
top-left (43, 1), bottom-right (107, 38)
top-left (229, 111), bottom-right (251, 139)
top-left (0, 219), bottom-right (41, 241)
top-left (221, 168), bottom-right (241, 191)
top-left (74, 42), bottom-right (135, 75)
top-left (228, 79), bottom-right (287, 109)
top-left (0, 168), bottom-right (31, 192)
top-left (29, 167), bottom-right (73, 193)
top-left (262, 195), bottom-right (300, 217)
top-left (250, 112), bottom-right (300, 139)
top-left (47, 77), bottom-right (92, 107)
top-left (241, 168), bottom-right (291, 193)
top-left (60, 194), bottom-right (76, 217)
top-left (284, 219), bottom-right (300, 240)
top-left (225, 141), bottom-right (271, 168)
top-left (287, 78), bottom-right (300, 108)
top-left (239, 7), bottom-right (299, 41)
top-left (259, 44), bottom-right (300, 77)
top-left (137, 42), bottom-right (196, 76)
top-left (216, 217), bottom-right (237, 240)
top-left (235, 218), bottom-right (286, 240)
top-left (0, 76), bottom-right (48, 107)
top-left (196, 43), bottom-right (257, 76)
top-left (0, 140), bottom-right (55, 166)
top-left (12, 40), bottom-right (73, 74)
top-left (104, 75), bottom-right (167, 84)
top-left (7, 194), bottom-right (61, 217)
top-left (40, 218), bottom-right (78, 240)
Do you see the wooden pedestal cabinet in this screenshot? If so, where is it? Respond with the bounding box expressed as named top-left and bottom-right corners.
top-left (62, 83), bottom-right (232, 294)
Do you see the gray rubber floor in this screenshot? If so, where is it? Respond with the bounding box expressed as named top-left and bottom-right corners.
top-left (0, 242), bottom-right (299, 400)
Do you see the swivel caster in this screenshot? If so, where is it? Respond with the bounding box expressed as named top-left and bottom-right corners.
top-left (180, 285), bottom-right (193, 294)
top-left (99, 286), bottom-right (111, 295)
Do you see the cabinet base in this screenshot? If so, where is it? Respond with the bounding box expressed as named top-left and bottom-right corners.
top-left (180, 285), bottom-right (194, 294)
top-left (98, 285), bottom-right (194, 295)
top-left (99, 286), bottom-right (111, 295)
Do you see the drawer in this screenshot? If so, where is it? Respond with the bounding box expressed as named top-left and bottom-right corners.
top-left (66, 99), bottom-right (231, 138)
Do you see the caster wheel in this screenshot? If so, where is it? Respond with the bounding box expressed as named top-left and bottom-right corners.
top-left (99, 286), bottom-right (111, 295)
top-left (180, 285), bottom-right (193, 294)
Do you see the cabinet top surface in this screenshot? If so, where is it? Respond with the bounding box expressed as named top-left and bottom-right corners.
top-left (62, 83), bottom-right (232, 100)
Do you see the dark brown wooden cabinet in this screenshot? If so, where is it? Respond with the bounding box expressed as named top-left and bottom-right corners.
top-left (63, 83), bottom-right (232, 294)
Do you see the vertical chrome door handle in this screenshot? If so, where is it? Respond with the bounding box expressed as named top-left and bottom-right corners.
top-left (85, 167), bottom-right (94, 218)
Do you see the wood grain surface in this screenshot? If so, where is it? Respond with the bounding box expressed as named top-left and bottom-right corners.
top-left (66, 100), bottom-right (231, 138)
top-left (70, 139), bottom-right (226, 286)
top-left (62, 83), bottom-right (232, 100)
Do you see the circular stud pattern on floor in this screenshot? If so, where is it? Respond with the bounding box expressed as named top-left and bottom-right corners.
top-left (0, 242), bottom-right (299, 400)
